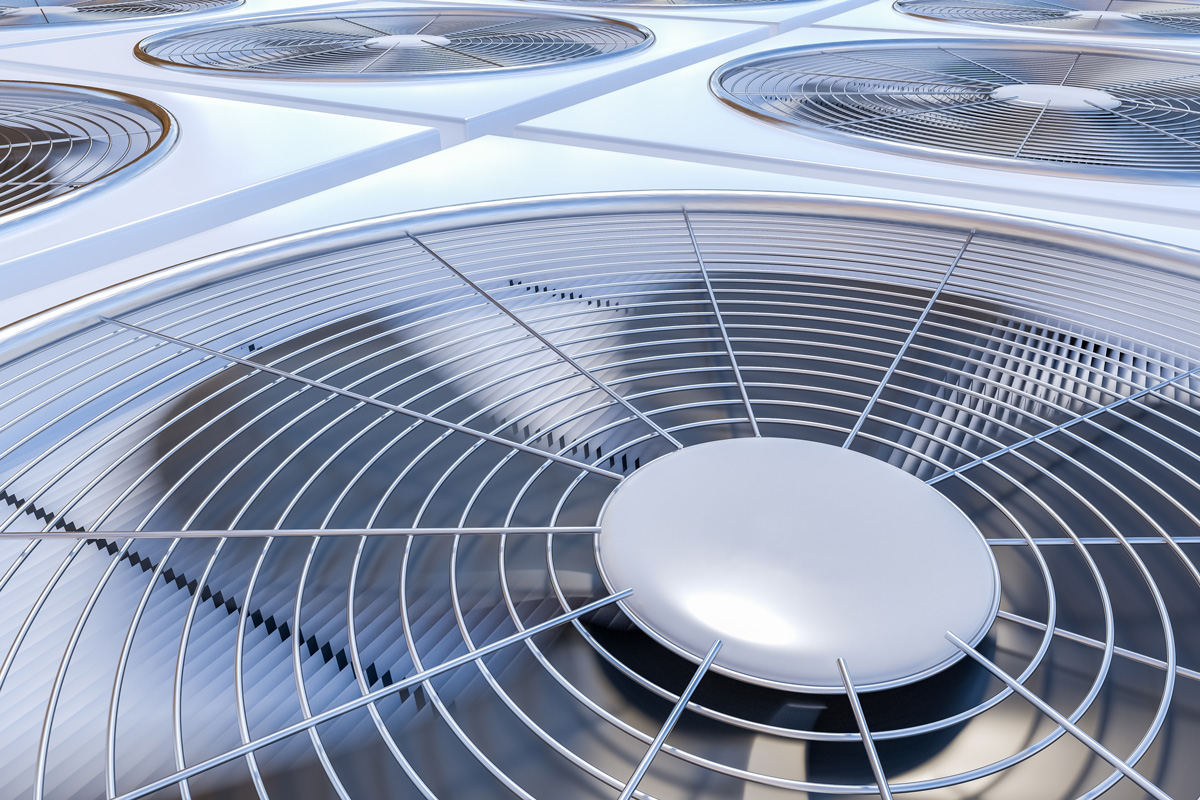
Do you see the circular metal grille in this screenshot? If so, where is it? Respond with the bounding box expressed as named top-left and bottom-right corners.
top-left (712, 40), bottom-right (1200, 177)
top-left (134, 9), bottom-right (653, 77)
top-left (895, 0), bottom-right (1200, 35)
top-left (1, 193), bottom-right (1199, 800)
top-left (0, 0), bottom-right (240, 26)
top-left (0, 81), bottom-right (172, 223)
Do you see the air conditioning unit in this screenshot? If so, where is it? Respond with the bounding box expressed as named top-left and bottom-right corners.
top-left (2, 0), bottom-right (1200, 796)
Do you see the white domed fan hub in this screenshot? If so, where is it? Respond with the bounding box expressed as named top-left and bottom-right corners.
top-left (595, 438), bottom-right (1000, 692)
top-left (1067, 8), bottom-right (1133, 19)
top-left (992, 83), bottom-right (1121, 111)
top-left (362, 34), bottom-right (451, 49)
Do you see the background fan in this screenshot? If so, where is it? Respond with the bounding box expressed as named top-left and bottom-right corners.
top-left (712, 40), bottom-right (1200, 176)
top-left (0, 0), bottom-right (239, 26)
top-left (0, 81), bottom-right (173, 222)
top-left (893, 0), bottom-right (1200, 35)
top-left (134, 9), bottom-right (654, 76)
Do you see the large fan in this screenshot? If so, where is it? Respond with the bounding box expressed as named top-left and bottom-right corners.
top-left (134, 9), bottom-right (653, 77)
top-left (0, 81), bottom-right (172, 222)
top-left (0, 0), bottom-right (240, 26)
top-left (895, 0), bottom-right (1200, 35)
top-left (0, 192), bottom-right (1197, 800)
top-left (712, 40), bottom-right (1200, 177)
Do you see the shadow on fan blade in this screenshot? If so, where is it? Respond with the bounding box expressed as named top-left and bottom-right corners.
top-left (805, 635), bottom-right (996, 792)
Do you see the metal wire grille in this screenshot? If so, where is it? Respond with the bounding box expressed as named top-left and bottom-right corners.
top-left (712, 40), bottom-right (1200, 177)
top-left (134, 9), bottom-right (653, 77)
top-left (0, 82), bottom-right (172, 222)
top-left (1, 193), bottom-right (1199, 800)
top-left (0, 0), bottom-right (239, 26)
top-left (895, 0), bottom-right (1200, 35)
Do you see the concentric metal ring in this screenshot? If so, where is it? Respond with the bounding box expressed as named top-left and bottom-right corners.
top-left (134, 9), bottom-right (653, 77)
top-left (0, 81), bottom-right (173, 223)
top-left (0, 0), bottom-right (239, 26)
top-left (712, 39), bottom-right (1200, 178)
top-left (0, 192), bottom-right (1198, 799)
top-left (895, 0), bottom-right (1200, 35)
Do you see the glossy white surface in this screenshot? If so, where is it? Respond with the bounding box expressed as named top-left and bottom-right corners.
top-left (596, 437), bottom-right (1000, 691)
top-left (994, 83), bottom-right (1121, 110)
top-left (363, 33), bottom-right (451, 47)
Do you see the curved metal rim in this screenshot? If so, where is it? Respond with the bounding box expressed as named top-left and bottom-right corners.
top-left (0, 80), bottom-right (177, 228)
top-left (890, 0), bottom-right (1200, 35)
top-left (4, 189), bottom-right (1200, 363)
top-left (590, 447), bottom-right (1004, 694)
top-left (0, 0), bottom-right (243, 26)
top-left (132, 6), bottom-right (656, 80)
top-left (709, 37), bottom-right (1200, 183)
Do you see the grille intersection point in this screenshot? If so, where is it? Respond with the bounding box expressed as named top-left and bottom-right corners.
top-left (2, 193), bottom-right (1200, 799)
top-left (0, 0), bottom-right (240, 26)
top-left (134, 8), bottom-right (653, 77)
top-left (595, 437), bottom-right (999, 692)
top-left (895, 0), bottom-right (1200, 35)
top-left (712, 39), bottom-right (1200, 177)
top-left (0, 81), bottom-right (173, 222)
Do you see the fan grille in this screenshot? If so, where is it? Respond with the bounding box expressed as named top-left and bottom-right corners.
top-left (895, 0), bottom-right (1200, 35)
top-left (712, 41), bottom-right (1200, 177)
top-left (0, 0), bottom-right (239, 26)
top-left (1, 194), bottom-right (1199, 800)
top-left (0, 82), bottom-right (172, 221)
top-left (134, 10), bottom-right (653, 76)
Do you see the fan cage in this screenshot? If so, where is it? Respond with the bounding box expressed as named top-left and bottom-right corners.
top-left (2, 193), bottom-right (1200, 800)
top-left (711, 38), bottom-right (1200, 181)
top-left (0, 81), bottom-right (175, 225)
top-left (133, 8), bottom-right (655, 79)
top-left (0, 0), bottom-right (241, 26)
top-left (893, 0), bottom-right (1200, 35)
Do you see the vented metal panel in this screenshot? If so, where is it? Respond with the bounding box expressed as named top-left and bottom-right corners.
top-left (134, 9), bottom-right (653, 77)
top-left (0, 82), bottom-right (173, 222)
top-left (0, 0), bottom-right (239, 26)
top-left (895, 0), bottom-right (1200, 35)
top-left (712, 40), bottom-right (1200, 178)
top-left (2, 193), bottom-right (1200, 800)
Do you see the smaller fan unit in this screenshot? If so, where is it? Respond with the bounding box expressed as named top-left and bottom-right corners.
top-left (895, 0), bottom-right (1200, 35)
top-left (0, 81), bottom-right (172, 222)
top-left (134, 9), bottom-right (653, 77)
top-left (712, 40), bottom-right (1200, 177)
top-left (0, 0), bottom-right (240, 26)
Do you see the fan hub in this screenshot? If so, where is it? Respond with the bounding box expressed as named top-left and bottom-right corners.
top-left (595, 438), bottom-right (999, 692)
top-left (992, 83), bottom-right (1121, 111)
top-left (361, 34), bottom-right (452, 49)
top-left (1066, 9), bottom-right (1132, 20)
